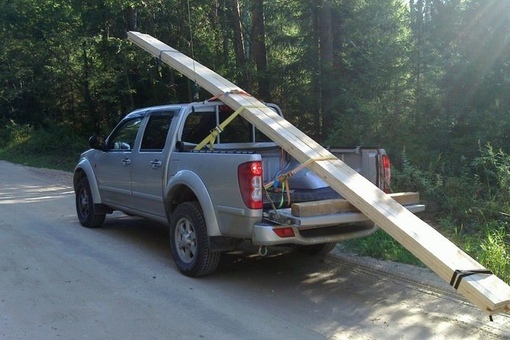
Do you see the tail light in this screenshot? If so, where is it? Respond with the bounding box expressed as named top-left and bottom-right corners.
top-left (273, 227), bottom-right (295, 238)
top-left (238, 161), bottom-right (263, 209)
top-left (381, 154), bottom-right (391, 193)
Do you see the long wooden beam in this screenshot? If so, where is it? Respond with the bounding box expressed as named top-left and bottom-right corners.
top-left (127, 31), bottom-right (510, 315)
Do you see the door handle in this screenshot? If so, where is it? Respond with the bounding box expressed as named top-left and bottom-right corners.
top-left (150, 160), bottom-right (162, 169)
top-left (121, 158), bottom-right (132, 166)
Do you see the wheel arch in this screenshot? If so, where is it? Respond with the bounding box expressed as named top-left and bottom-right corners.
top-left (165, 170), bottom-right (221, 237)
top-left (73, 160), bottom-right (102, 205)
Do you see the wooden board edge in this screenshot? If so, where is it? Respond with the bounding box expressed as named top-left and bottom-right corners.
top-left (291, 192), bottom-right (420, 217)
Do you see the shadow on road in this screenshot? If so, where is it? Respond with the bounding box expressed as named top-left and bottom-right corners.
top-left (83, 213), bottom-right (509, 339)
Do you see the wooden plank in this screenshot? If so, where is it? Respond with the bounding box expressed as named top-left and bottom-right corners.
top-left (127, 31), bottom-right (510, 315)
top-left (291, 192), bottom-right (420, 217)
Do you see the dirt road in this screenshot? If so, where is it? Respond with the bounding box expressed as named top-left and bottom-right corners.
top-left (0, 160), bottom-right (509, 339)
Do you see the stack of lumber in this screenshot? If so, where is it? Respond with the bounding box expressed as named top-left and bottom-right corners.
top-left (127, 31), bottom-right (510, 316)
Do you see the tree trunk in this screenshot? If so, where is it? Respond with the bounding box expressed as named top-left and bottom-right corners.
top-left (228, 0), bottom-right (250, 91)
top-left (250, 0), bottom-right (271, 101)
top-left (318, 1), bottom-right (334, 140)
top-left (410, 0), bottom-right (424, 106)
top-left (125, 6), bottom-right (138, 31)
top-left (311, 5), bottom-right (321, 140)
top-left (81, 42), bottom-right (99, 134)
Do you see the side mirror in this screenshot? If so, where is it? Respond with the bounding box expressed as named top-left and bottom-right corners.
top-left (88, 136), bottom-right (106, 150)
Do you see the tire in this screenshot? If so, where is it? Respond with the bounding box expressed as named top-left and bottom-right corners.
top-left (297, 242), bottom-right (337, 255)
top-left (169, 201), bottom-right (220, 277)
top-left (75, 177), bottom-right (106, 228)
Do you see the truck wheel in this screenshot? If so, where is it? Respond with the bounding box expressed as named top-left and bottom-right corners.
top-left (75, 177), bottom-right (106, 228)
top-left (297, 242), bottom-right (337, 255)
top-left (169, 201), bottom-right (220, 277)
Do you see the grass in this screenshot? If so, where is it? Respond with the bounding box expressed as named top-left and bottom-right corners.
top-left (345, 218), bottom-right (510, 284)
top-left (343, 230), bottom-right (423, 266)
top-left (0, 149), bottom-right (79, 172)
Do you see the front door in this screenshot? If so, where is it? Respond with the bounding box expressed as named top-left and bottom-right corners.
top-left (94, 117), bottom-right (143, 209)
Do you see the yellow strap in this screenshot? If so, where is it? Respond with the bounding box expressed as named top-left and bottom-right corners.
top-left (264, 156), bottom-right (338, 190)
top-left (193, 106), bottom-right (245, 150)
top-left (193, 104), bottom-right (271, 150)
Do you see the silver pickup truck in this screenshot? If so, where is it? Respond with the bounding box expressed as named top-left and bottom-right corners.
top-left (73, 101), bottom-right (424, 277)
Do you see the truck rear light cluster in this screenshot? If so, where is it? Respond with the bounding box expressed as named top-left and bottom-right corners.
top-left (238, 161), bottom-right (263, 209)
top-left (381, 154), bottom-right (391, 193)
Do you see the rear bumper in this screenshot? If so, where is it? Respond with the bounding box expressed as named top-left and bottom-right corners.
top-left (252, 204), bottom-right (425, 246)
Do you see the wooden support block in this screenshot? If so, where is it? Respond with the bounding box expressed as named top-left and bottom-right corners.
top-left (127, 31), bottom-right (510, 316)
top-left (291, 192), bottom-right (420, 217)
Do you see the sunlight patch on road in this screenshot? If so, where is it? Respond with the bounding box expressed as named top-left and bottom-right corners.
top-left (0, 184), bottom-right (73, 205)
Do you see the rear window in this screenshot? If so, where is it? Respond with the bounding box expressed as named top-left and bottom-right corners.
top-left (182, 108), bottom-right (272, 144)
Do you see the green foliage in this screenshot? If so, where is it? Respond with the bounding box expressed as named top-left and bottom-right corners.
top-left (345, 144), bottom-right (510, 284)
top-left (0, 120), bottom-right (33, 150)
top-left (344, 230), bottom-right (422, 266)
top-left (478, 226), bottom-right (510, 283)
top-left (382, 145), bottom-right (510, 283)
top-left (323, 0), bottom-right (413, 147)
top-left (0, 122), bottom-right (85, 171)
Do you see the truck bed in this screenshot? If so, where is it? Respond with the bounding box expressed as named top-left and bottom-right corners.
top-left (263, 186), bottom-right (342, 209)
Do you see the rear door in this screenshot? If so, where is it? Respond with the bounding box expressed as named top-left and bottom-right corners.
top-left (131, 110), bottom-right (176, 218)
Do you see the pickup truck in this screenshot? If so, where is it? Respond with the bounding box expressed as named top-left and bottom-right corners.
top-left (73, 100), bottom-right (424, 277)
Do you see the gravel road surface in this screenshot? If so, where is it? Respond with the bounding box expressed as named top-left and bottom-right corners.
top-left (0, 160), bottom-right (509, 339)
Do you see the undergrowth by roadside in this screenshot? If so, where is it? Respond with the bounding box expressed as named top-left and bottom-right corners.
top-left (346, 144), bottom-right (510, 284)
top-left (0, 120), bottom-right (86, 172)
top-left (1, 123), bottom-right (509, 283)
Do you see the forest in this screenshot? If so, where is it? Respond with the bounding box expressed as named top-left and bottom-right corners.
top-left (1, 0), bottom-right (509, 281)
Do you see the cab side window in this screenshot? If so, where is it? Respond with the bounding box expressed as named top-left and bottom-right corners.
top-left (108, 118), bottom-right (143, 150)
top-left (182, 110), bottom-right (251, 144)
top-left (180, 106), bottom-right (275, 145)
top-left (140, 114), bottom-right (174, 152)
top-left (181, 111), bottom-right (216, 144)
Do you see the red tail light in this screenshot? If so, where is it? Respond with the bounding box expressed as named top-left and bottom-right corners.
top-left (381, 154), bottom-right (391, 193)
top-left (238, 161), bottom-right (263, 209)
top-left (273, 227), bottom-right (295, 238)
